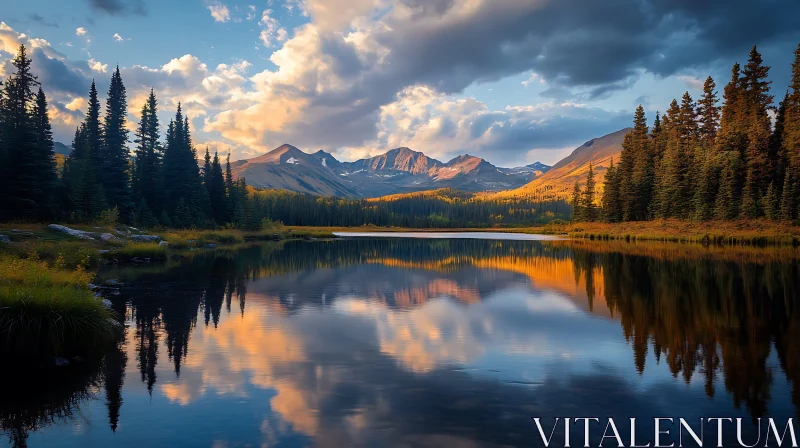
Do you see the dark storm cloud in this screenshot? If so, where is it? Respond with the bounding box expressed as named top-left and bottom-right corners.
top-left (86, 0), bottom-right (147, 16)
top-left (30, 48), bottom-right (90, 96)
top-left (365, 0), bottom-right (800, 98)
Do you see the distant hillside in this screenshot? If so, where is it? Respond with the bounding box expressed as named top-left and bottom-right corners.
top-left (492, 128), bottom-right (630, 201)
top-left (231, 145), bottom-right (550, 198)
top-left (54, 142), bottom-right (71, 156)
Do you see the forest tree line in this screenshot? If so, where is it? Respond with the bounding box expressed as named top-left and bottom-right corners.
top-left (0, 44), bottom-right (571, 229)
top-left (0, 45), bottom-right (249, 228)
top-left (572, 44), bottom-right (800, 223)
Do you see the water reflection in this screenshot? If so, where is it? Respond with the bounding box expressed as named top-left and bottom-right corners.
top-left (2, 238), bottom-right (799, 447)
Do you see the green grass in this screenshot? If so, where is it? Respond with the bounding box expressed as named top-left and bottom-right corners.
top-left (106, 242), bottom-right (168, 261)
top-left (0, 254), bottom-right (115, 360)
top-left (160, 229), bottom-right (247, 248)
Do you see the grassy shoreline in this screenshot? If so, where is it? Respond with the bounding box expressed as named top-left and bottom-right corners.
top-left (0, 223), bottom-right (337, 362)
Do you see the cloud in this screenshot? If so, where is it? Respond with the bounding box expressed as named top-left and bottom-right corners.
top-left (88, 58), bottom-right (108, 73)
top-left (246, 5), bottom-right (257, 20)
top-left (75, 27), bottom-right (87, 36)
top-left (346, 86), bottom-right (631, 165)
top-left (86, 0), bottom-right (147, 16)
top-left (258, 10), bottom-right (288, 47)
top-left (202, 0), bottom-right (798, 161)
top-left (677, 75), bottom-right (704, 91)
top-left (207, 1), bottom-right (231, 23)
top-left (29, 14), bottom-right (59, 28)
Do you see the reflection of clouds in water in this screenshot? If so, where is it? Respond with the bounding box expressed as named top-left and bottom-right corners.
top-left (143, 271), bottom-right (672, 445)
top-left (335, 289), bottom-right (603, 373)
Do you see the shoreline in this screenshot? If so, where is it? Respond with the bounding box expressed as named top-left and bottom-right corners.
top-left (288, 219), bottom-right (800, 246)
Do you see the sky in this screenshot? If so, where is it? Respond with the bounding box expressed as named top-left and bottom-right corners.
top-left (1, 0), bottom-right (799, 167)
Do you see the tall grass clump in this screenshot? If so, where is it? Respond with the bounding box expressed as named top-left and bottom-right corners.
top-left (107, 242), bottom-right (167, 261)
top-left (0, 254), bottom-right (115, 360)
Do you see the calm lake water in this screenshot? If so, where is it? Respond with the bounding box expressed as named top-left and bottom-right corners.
top-left (2, 235), bottom-right (799, 447)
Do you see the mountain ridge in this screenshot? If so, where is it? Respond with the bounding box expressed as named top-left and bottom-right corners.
top-left (231, 145), bottom-right (552, 198)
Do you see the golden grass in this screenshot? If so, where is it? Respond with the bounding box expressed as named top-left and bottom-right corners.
top-left (540, 219), bottom-right (800, 246)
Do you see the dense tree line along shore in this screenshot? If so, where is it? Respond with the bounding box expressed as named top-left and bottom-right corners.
top-left (574, 44), bottom-right (800, 223)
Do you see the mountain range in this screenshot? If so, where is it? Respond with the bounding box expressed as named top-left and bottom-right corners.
top-left (52, 128), bottom-right (626, 200)
top-left (230, 145), bottom-right (551, 198)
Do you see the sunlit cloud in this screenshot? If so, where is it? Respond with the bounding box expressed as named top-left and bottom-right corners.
top-left (206, 0), bottom-right (231, 22)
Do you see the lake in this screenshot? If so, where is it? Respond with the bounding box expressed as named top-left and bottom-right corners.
top-left (2, 235), bottom-right (799, 447)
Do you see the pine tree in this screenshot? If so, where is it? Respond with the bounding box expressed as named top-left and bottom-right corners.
top-left (693, 150), bottom-right (719, 221)
top-left (717, 63), bottom-right (746, 155)
top-left (715, 152), bottom-right (741, 220)
top-left (656, 128), bottom-right (686, 219)
top-left (571, 180), bottom-right (582, 222)
top-left (601, 159), bottom-right (621, 222)
top-left (208, 151), bottom-right (226, 224)
top-left (580, 162), bottom-right (597, 222)
top-left (742, 45), bottom-right (773, 116)
top-left (770, 92), bottom-right (788, 186)
top-left (64, 124), bottom-right (105, 219)
top-left (132, 89), bottom-right (162, 218)
top-left (225, 152), bottom-right (234, 222)
top-left (32, 87), bottom-right (57, 218)
top-left (783, 44), bottom-right (800, 197)
top-left (161, 104), bottom-right (207, 227)
top-left (0, 45), bottom-right (55, 219)
top-left (86, 80), bottom-right (103, 183)
top-left (629, 105), bottom-right (653, 221)
top-left (698, 76), bottom-right (720, 147)
top-left (762, 182), bottom-right (779, 221)
top-left (101, 67), bottom-right (131, 217)
top-left (780, 166), bottom-right (796, 222)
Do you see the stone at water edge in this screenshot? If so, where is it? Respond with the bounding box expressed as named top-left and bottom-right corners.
top-left (103, 279), bottom-right (123, 288)
top-left (47, 224), bottom-right (97, 240)
top-left (100, 233), bottom-right (119, 241)
top-left (102, 299), bottom-right (113, 309)
top-left (130, 234), bottom-right (160, 242)
top-left (159, 240), bottom-right (169, 247)
top-left (0, 235), bottom-right (10, 244)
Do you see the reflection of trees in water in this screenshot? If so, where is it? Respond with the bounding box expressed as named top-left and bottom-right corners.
top-left (574, 249), bottom-right (800, 421)
top-left (0, 297), bottom-right (128, 447)
top-left (0, 356), bottom-right (105, 447)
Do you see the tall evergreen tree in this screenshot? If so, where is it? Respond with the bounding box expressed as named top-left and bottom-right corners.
top-left (627, 105), bottom-right (653, 221)
top-left (161, 104), bottom-right (207, 227)
top-left (32, 87), bottom-right (57, 217)
top-left (86, 80), bottom-right (103, 181)
top-left (102, 67), bottom-right (131, 216)
top-left (209, 151), bottom-right (227, 224)
top-left (783, 44), bottom-right (800, 193)
top-left (0, 45), bottom-right (53, 219)
top-left (601, 159), bottom-right (621, 222)
top-left (779, 166), bottom-right (796, 222)
top-left (698, 76), bottom-right (720, 147)
top-left (571, 180), bottom-right (582, 222)
top-left (580, 163), bottom-right (597, 222)
top-left (132, 89), bottom-right (162, 223)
